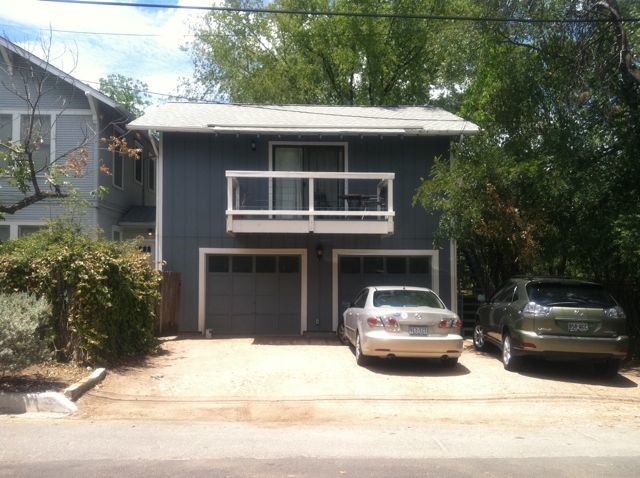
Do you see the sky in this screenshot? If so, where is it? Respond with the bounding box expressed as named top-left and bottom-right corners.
top-left (0, 0), bottom-right (215, 103)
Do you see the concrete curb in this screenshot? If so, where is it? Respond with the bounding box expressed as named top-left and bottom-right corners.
top-left (64, 367), bottom-right (107, 401)
top-left (0, 367), bottom-right (106, 415)
top-left (0, 391), bottom-right (77, 415)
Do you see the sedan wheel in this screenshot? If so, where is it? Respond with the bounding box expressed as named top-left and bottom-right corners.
top-left (473, 324), bottom-right (486, 351)
top-left (502, 333), bottom-right (520, 372)
top-left (337, 321), bottom-right (349, 345)
top-left (355, 332), bottom-right (370, 366)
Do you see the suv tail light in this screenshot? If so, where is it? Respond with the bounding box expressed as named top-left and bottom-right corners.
top-left (523, 301), bottom-right (551, 317)
top-left (605, 306), bottom-right (626, 319)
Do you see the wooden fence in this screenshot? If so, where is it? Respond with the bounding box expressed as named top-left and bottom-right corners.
top-left (156, 271), bottom-right (180, 336)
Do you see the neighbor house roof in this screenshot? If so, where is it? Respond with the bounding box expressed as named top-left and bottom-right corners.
top-left (0, 36), bottom-right (129, 117)
top-left (128, 103), bottom-right (479, 136)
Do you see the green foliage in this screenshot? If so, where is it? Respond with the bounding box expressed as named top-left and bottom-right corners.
top-left (183, 0), bottom-right (476, 104)
top-left (99, 74), bottom-right (151, 117)
top-left (0, 293), bottom-right (52, 375)
top-left (0, 222), bottom-right (160, 364)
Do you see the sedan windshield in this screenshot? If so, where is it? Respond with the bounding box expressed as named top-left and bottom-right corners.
top-left (526, 282), bottom-right (617, 308)
top-left (373, 290), bottom-right (445, 309)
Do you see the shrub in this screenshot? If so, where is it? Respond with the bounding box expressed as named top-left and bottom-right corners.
top-left (0, 222), bottom-right (160, 364)
top-left (0, 293), bottom-right (52, 375)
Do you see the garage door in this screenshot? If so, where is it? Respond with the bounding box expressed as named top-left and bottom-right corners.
top-left (205, 254), bottom-right (301, 335)
top-left (338, 255), bottom-right (433, 317)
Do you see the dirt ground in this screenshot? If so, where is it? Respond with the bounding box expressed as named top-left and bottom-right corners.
top-left (74, 335), bottom-right (640, 427)
top-left (0, 362), bottom-right (88, 394)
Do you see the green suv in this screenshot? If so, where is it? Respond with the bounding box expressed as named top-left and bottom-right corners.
top-left (473, 278), bottom-right (628, 376)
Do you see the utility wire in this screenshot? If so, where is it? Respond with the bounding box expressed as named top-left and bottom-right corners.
top-left (39, 0), bottom-right (640, 24)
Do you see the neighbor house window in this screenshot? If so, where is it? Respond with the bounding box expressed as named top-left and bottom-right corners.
top-left (134, 142), bottom-right (143, 185)
top-left (148, 157), bottom-right (155, 191)
top-left (0, 114), bottom-right (12, 171)
top-left (18, 225), bottom-right (43, 238)
top-left (112, 229), bottom-right (121, 241)
top-left (0, 225), bottom-right (9, 242)
top-left (21, 114), bottom-right (51, 172)
top-left (113, 150), bottom-right (123, 189)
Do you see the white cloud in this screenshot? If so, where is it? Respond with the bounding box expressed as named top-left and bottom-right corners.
top-left (0, 0), bottom-right (217, 101)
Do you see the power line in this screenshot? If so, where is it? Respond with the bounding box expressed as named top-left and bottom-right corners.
top-left (38, 0), bottom-right (640, 24)
top-left (0, 23), bottom-right (172, 37)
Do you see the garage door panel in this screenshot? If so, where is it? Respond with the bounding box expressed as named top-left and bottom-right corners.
top-left (232, 276), bottom-right (255, 295)
top-left (207, 296), bottom-right (230, 314)
top-left (231, 314), bottom-right (256, 334)
top-left (255, 275), bottom-right (279, 295)
top-left (279, 295), bottom-right (300, 314)
top-left (206, 314), bottom-right (232, 334)
top-left (207, 276), bottom-right (232, 295)
top-left (256, 294), bottom-right (279, 313)
top-left (255, 314), bottom-right (279, 334)
top-left (278, 314), bottom-right (299, 333)
top-left (232, 295), bottom-right (255, 315)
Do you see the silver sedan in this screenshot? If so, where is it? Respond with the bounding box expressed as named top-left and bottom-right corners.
top-left (341, 286), bottom-right (463, 366)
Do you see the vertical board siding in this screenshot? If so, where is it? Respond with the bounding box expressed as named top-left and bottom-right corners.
top-left (163, 133), bottom-right (454, 332)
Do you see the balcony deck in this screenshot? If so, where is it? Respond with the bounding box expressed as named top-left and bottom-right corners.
top-left (226, 170), bottom-right (395, 234)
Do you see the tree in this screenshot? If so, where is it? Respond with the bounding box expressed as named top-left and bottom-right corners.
top-left (183, 0), bottom-right (476, 104)
top-left (98, 74), bottom-right (151, 117)
top-left (415, 0), bottom-right (640, 295)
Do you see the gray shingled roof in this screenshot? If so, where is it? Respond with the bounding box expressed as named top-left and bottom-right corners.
top-left (128, 103), bottom-right (479, 136)
top-left (0, 36), bottom-right (129, 117)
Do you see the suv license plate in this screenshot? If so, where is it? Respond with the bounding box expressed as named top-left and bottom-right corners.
top-left (568, 322), bottom-right (589, 333)
top-left (408, 326), bottom-right (429, 336)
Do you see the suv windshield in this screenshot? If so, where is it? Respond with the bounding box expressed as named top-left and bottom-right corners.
top-left (373, 290), bottom-right (444, 309)
top-left (526, 282), bottom-right (616, 308)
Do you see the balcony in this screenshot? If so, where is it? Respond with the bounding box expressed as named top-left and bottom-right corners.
top-left (226, 170), bottom-right (394, 234)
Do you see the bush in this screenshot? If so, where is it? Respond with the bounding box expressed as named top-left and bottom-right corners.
top-left (0, 293), bottom-right (52, 375)
top-left (0, 222), bottom-right (160, 364)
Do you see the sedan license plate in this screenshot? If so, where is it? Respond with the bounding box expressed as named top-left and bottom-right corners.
top-left (568, 322), bottom-right (589, 333)
top-left (408, 326), bottom-right (429, 336)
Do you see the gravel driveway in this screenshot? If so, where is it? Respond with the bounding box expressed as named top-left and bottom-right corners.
top-left (77, 335), bottom-right (640, 426)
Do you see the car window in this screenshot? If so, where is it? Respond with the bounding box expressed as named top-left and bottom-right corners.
top-left (372, 290), bottom-right (445, 309)
top-left (526, 282), bottom-right (617, 308)
top-left (352, 289), bottom-right (368, 308)
top-left (492, 284), bottom-right (516, 303)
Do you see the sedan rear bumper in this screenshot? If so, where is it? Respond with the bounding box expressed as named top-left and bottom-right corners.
top-left (512, 330), bottom-right (629, 359)
top-left (361, 330), bottom-right (463, 358)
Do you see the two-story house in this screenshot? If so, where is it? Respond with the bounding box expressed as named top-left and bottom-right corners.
top-left (0, 36), bottom-right (155, 249)
top-left (129, 103), bottom-right (478, 335)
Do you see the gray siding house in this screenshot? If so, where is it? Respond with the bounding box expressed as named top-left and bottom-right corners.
top-left (129, 103), bottom-right (478, 335)
top-left (0, 37), bottom-right (155, 248)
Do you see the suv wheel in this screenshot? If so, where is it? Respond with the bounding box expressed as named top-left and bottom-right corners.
top-left (502, 333), bottom-right (520, 372)
top-left (473, 323), bottom-right (486, 351)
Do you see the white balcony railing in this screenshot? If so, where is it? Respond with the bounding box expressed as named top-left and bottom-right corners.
top-left (226, 170), bottom-right (394, 234)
